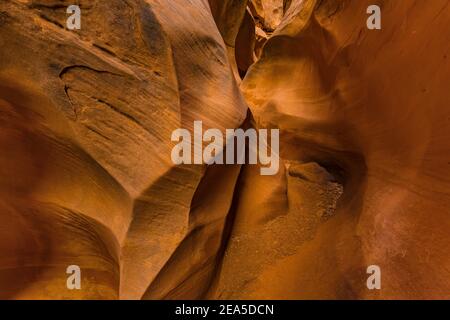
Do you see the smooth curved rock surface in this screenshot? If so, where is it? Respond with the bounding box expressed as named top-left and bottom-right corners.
top-left (212, 0), bottom-right (450, 299)
top-left (0, 0), bottom-right (246, 299)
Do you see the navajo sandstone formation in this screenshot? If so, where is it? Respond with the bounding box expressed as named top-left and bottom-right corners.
top-left (0, 0), bottom-right (449, 299)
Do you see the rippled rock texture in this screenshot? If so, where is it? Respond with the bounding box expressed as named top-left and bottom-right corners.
top-left (0, 0), bottom-right (449, 299)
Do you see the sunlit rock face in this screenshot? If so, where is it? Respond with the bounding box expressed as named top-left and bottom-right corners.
top-left (248, 0), bottom-right (284, 33)
top-left (211, 0), bottom-right (450, 299)
top-left (1, 0), bottom-right (449, 300)
top-left (0, 0), bottom-right (246, 299)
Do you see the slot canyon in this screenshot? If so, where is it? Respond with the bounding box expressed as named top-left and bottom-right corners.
top-left (0, 0), bottom-right (449, 299)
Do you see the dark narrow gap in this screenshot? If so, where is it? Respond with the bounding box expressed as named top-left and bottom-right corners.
top-left (238, 67), bottom-right (248, 79)
top-left (200, 161), bottom-right (245, 299)
top-left (200, 111), bottom-right (255, 298)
